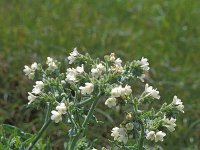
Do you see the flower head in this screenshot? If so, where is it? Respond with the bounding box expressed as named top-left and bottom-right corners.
top-left (23, 62), bottom-right (38, 79)
top-left (136, 57), bottom-right (150, 71)
top-left (172, 96), bottom-right (184, 113)
top-left (51, 110), bottom-right (62, 123)
top-left (56, 103), bottom-right (67, 115)
top-left (28, 92), bottom-right (37, 105)
top-left (32, 81), bottom-right (44, 94)
top-left (146, 130), bottom-right (166, 142)
top-left (79, 83), bottom-right (94, 95)
top-left (68, 48), bottom-right (79, 64)
top-left (111, 127), bottom-right (128, 144)
top-left (145, 84), bottom-right (160, 99)
top-left (46, 57), bottom-right (57, 71)
top-left (105, 97), bottom-right (117, 108)
top-left (162, 116), bottom-right (176, 132)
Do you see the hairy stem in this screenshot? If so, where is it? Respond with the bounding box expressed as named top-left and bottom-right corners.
top-left (69, 94), bottom-right (101, 150)
top-left (138, 121), bottom-right (145, 150)
top-left (28, 118), bottom-right (51, 150)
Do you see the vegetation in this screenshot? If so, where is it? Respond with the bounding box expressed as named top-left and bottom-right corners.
top-left (0, 0), bottom-right (199, 149)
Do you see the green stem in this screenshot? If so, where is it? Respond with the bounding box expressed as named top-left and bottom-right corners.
top-left (138, 121), bottom-right (145, 150)
top-left (28, 119), bottom-right (51, 150)
top-left (75, 97), bottom-right (94, 107)
top-left (69, 94), bottom-right (101, 150)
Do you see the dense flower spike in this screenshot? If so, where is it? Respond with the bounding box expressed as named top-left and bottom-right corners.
top-left (23, 50), bottom-right (183, 149)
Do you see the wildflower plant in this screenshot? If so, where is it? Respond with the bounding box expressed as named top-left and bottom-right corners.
top-left (22, 48), bottom-right (184, 150)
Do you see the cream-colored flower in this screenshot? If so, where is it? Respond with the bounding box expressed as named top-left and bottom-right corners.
top-left (163, 116), bottom-right (176, 132)
top-left (105, 97), bottom-right (117, 108)
top-left (32, 81), bottom-right (44, 94)
top-left (172, 96), bottom-right (184, 113)
top-left (136, 57), bottom-right (150, 71)
top-left (28, 92), bottom-right (37, 105)
top-left (146, 131), bottom-right (166, 142)
top-left (155, 131), bottom-right (166, 142)
top-left (68, 48), bottom-right (79, 64)
top-left (146, 131), bottom-right (155, 141)
top-left (46, 57), bottom-right (57, 71)
top-left (111, 127), bottom-right (128, 144)
top-left (79, 83), bottom-right (94, 95)
top-left (145, 84), bottom-right (160, 99)
top-left (51, 110), bottom-right (62, 123)
top-left (56, 103), bottom-right (67, 115)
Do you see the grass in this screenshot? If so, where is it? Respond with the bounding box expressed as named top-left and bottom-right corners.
top-left (0, 0), bottom-right (200, 149)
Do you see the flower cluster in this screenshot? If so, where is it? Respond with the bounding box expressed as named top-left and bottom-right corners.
top-left (146, 131), bottom-right (166, 142)
top-left (51, 103), bottom-right (67, 123)
top-left (23, 62), bottom-right (38, 79)
top-left (66, 65), bottom-right (84, 82)
top-left (23, 48), bottom-right (184, 149)
top-left (111, 127), bottom-right (128, 144)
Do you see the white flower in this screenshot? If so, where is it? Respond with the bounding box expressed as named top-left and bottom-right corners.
top-left (28, 92), bottom-right (37, 104)
top-left (32, 81), bottom-right (44, 94)
top-left (125, 123), bottom-right (133, 130)
top-left (146, 131), bottom-right (155, 141)
top-left (163, 116), bottom-right (176, 132)
top-left (111, 86), bottom-right (123, 97)
top-left (79, 83), bottom-right (94, 95)
top-left (115, 58), bottom-right (122, 66)
top-left (76, 64), bottom-right (84, 73)
top-left (23, 66), bottom-right (32, 76)
top-left (31, 62), bottom-right (38, 70)
top-left (145, 84), bottom-right (160, 99)
top-left (96, 63), bottom-right (106, 72)
top-left (92, 148), bottom-right (97, 150)
top-left (109, 53), bottom-right (115, 62)
top-left (146, 131), bottom-right (166, 142)
top-left (23, 62), bottom-right (38, 79)
top-left (155, 131), bottom-right (166, 142)
top-left (122, 85), bottom-right (132, 96)
top-left (111, 127), bottom-right (128, 144)
top-left (91, 63), bottom-right (106, 78)
top-left (51, 110), bottom-right (62, 123)
top-left (66, 68), bottom-right (77, 82)
top-left (136, 57), bottom-right (150, 71)
top-left (68, 48), bottom-right (79, 64)
top-left (56, 103), bottom-right (67, 115)
top-left (91, 68), bottom-right (101, 78)
top-left (105, 97), bottom-right (117, 108)
top-left (172, 96), bottom-right (184, 113)
top-left (46, 57), bottom-right (57, 71)
top-left (111, 85), bottom-right (132, 98)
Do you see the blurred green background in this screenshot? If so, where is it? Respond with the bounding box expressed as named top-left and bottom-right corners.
top-left (0, 0), bottom-right (200, 149)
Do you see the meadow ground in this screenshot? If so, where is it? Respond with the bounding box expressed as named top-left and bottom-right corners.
top-left (0, 0), bottom-right (200, 149)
